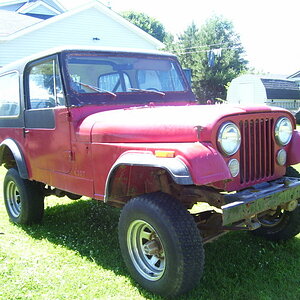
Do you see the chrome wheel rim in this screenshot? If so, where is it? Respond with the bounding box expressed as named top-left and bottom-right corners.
top-left (127, 220), bottom-right (166, 281)
top-left (5, 180), bottom-right (21, 218)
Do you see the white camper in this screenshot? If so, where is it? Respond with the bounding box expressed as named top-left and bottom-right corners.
top-left (227, 74), bottom-right (300, 113)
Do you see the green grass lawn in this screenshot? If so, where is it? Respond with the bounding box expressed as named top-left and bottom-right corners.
top-left (1, 166), bottom-right (300, 300)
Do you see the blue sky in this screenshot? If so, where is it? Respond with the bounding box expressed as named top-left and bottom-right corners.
top-left (4, 0), bottom-right (300, 75)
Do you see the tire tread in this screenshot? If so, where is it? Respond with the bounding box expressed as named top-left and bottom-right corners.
top-left (4, 168), bottom-right (44, 224)
top-left (119, 192), bottom-right (204, 297)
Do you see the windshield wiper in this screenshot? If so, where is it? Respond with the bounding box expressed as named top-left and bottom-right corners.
top-left (129, 88), bottom-right (165, 96)
top-left (77, 81), bottom-right (117, 98)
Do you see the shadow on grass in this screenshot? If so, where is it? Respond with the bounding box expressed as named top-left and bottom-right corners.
top-left (20, 199), bottom-right (300, 300)
top-left (21, 199), bottom-right (124, 272)
top-left (20, 199), bottom-right (163, 299)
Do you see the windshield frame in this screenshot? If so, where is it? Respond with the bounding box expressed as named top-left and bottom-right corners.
top-left (60, 50), bottom-right (196, 106)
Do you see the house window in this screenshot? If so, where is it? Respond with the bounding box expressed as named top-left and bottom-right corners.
top-left (0, 71), bottom-right (20, 117)
top-left (28, 58), bottom-right (65, 109)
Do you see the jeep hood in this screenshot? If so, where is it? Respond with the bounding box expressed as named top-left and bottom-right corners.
top-left (76, 104), bottom-right (287, 143)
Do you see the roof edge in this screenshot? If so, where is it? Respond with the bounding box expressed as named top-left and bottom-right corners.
top-left (287, 71), bottom-right (300, 79)
top-left (16, 1), bottom-right (62, 15)
top-left (0, 0), bottom-right (26, 7)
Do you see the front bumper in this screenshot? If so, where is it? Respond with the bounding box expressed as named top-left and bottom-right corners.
top-left (222, 177), bottom-right (300, 225)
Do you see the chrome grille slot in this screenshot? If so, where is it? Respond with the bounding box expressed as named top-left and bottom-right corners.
top-left (239, 118), bottom-right (274, 184)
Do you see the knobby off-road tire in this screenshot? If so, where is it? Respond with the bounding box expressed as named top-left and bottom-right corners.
top-left (252, 207), bottom-right (300, 241)
top-left (252, 166), bottom-right (300, 241)
top-left (285, 166), bottom-right (300, 178)
top-left (3, 168), bottom-right (44, 224)
top-left (118, 192), bottom-right (204, 297)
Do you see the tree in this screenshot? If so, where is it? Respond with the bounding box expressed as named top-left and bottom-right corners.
top-left (122, 11), bottom-right (168, 42)
top-left (197, 15), bottom-right (248, 101)
top-left (169, 16), bottom-right (248, 101)
top-left (173, 23), bottom-right (203, 97)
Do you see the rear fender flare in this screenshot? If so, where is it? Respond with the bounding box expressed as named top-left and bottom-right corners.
top-left (0, 138), bottom-right (29, 179)
top-left (104, 152), bottom-right (193, 202)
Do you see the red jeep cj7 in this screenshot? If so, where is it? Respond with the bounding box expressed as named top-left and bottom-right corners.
top-left (1, 46), bottom-right (300, 297)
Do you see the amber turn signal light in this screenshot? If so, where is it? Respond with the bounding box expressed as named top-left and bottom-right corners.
top-left (155, 150), bottom-right (175, 158)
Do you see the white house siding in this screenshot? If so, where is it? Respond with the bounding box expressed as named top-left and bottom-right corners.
top-left (0, 8), bottom-right (159, 66)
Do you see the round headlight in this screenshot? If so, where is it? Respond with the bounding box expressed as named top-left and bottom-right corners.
top-left (275, 117), bottom-right (293, 146)
top-left (218, 122), bottom-right (241, 155)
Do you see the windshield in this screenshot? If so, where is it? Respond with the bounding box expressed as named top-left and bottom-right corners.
top-left (65, 52), bottom-right (194, 105)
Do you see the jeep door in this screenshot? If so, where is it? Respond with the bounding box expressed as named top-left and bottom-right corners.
top-left (23, 55), bottom-right (72, 177)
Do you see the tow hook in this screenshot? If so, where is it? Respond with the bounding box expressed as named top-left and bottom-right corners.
top-left (282, 200), bottom-right (298, 212)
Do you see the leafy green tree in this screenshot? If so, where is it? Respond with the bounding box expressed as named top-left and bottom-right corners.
top-left (122, 11), bottom-right (168, 42)
top-left (173, 23), bottom-right (203, 96)
top-left (197, 15), bottom-right (248, 101)
top-left (169, 16), bottom-right (248, 101)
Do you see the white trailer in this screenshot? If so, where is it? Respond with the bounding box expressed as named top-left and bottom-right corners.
top-left (227, 74), bottom-right (300, 113)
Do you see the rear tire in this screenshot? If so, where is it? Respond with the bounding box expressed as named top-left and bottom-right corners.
top-left (3, 168), bottom-right (44, 224)
top-left (252, 165), bottom-right (300, 241)
top-left (118, 192), bottom-right (204, 297)
top-left (66, 192), bottom-right (82, 200)
top-left (252, 206), bottom-right (300, 241)
top-left (285, 166), bottom-right (300, 177)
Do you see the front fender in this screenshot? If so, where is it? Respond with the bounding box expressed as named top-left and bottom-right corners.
top-left (287, 130), bottom-right (300, 165)
top-left (175, 142), bottom-right (231, 186)
top-left (104, 144), bottom-right (232, 201)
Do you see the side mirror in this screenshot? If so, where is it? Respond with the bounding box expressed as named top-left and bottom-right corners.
top-left (183, 69), bottom-right (192, 87)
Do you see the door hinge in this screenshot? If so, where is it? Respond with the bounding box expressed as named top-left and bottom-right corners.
top-left (67, 111), bottom-right (72, 122)
top-left (23, 127), bottom-right (29, 138)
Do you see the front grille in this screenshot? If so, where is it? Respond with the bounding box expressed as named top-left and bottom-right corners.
top-left (239, 118), bottom-right (275, 184)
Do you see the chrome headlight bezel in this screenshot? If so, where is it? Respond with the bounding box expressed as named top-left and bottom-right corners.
top-left (275, 117), bottom-right (293, 146)
top-left (217, 122), bottom-right (241, 156)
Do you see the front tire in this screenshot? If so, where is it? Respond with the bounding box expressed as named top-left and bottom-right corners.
top-left (3, 168), bottom-right (44, 224)
top-left (118, 192), bottom-right (204, 297)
